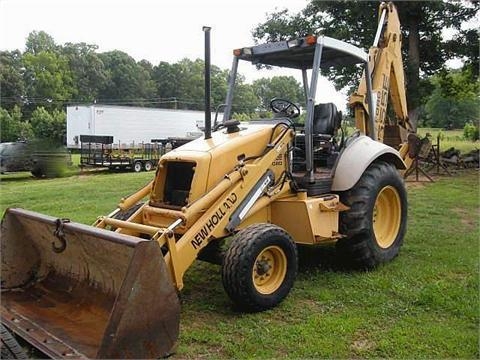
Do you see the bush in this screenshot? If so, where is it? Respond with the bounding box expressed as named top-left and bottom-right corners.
top-left (463, 122), bottom-right (479, 141)
top-left (30, 107), bottom-right (66, 144)
top-left (231, 112), bottom-right (252, 121)
top-left (0, 106), bottom-right (33, 142)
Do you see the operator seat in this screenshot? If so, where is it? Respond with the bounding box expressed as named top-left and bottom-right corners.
top-left (310, 102), bottom-right (342, 168)
top-left (292, 102), bottom-right (342, 172)
top-left (312, 103), bottom-right (342, 136)
top-left (291, 103), bottom-right (342, 195)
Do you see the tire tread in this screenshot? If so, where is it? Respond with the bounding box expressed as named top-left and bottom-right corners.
top-left (337, 161), bottom-right (407, 269)
top-left (222, 223), bottom-right (297, 312)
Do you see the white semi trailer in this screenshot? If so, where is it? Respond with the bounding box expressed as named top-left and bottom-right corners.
top-left (66, 105), bottom-right (207, 149)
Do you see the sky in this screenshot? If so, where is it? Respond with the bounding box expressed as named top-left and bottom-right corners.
top-left (0, 0), bottom-right (352, 108)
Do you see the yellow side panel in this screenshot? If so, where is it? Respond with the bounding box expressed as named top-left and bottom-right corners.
top-left (166, 125), bottom-right (276, 192)
top-left (271, 196), bottom-right (340, 245)
top-left (237, 207), bottom-right (270, 231)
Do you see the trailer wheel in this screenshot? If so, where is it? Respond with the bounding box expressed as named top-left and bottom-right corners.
top-left (144, 161), bottom-right (153, 171)
top-left (222, 223), bottom-right (297, 312)
top-left (133, 161), bottom-right (143, 172)
top-left (336, 161), bottom-right (407, 269)
top-left (1, 325), bottom-right (28, 359)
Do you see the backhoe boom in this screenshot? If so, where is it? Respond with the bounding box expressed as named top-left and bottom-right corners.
top-left (350, 2), bottom-right (414, 148)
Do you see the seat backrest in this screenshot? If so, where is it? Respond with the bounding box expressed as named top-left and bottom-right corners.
top-left (312, 103), bottom-right (342, 135)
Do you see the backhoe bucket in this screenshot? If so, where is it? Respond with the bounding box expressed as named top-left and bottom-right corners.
top-left (0, 208), bottom-right (180, 359)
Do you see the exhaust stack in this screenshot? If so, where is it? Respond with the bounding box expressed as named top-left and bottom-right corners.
top-left (203, 26), bottom-right (212, 140)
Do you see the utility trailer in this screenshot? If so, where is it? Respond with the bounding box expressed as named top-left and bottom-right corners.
top-left (79, 135), bottom-right (163, 172)
top-left (79, 135), bottom-right (200, 172)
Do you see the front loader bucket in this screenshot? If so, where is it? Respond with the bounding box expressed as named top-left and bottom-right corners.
top-left (0, 208), bottom-right (180, 359)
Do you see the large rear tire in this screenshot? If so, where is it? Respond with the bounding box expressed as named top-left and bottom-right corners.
top-left (222, 223), bottom-right (297, 312)
top-left (1, 325), bottom-right (27, 359)
top-left (336, 161), bottom-right (407, 269)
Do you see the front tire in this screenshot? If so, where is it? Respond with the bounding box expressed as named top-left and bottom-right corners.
top-left (222, 223), bottom-right (297, 312)
top-left (336, 161), bottom-right (407, 269)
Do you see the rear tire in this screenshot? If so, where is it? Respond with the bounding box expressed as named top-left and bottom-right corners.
top-left (222, 223), bottom-right (297, 312)
top-left (336, 161), bottom-right (407, 269)
top-left (1, 325), bottom-right (27, 359)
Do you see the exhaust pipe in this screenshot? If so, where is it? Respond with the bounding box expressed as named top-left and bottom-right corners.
top-left (203, 26), bottom-right (212, 140)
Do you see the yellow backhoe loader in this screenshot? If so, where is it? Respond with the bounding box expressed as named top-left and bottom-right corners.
top-left (1, 2), bottom-right (412, 358)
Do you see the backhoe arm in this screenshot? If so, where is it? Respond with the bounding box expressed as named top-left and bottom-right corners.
top-left (349, 2), bottom-right (414, 148)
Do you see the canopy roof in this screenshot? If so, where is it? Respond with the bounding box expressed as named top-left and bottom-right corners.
top-left (236, 35), bottom-right (368, 69)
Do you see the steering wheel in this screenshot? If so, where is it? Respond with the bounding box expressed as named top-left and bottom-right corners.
top-left (269, 98), bottom-right (300, 119)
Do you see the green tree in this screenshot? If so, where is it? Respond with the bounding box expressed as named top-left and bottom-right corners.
top-left (0, 106), bottom-right (33, 142)
top-left (210, 64), bottom-right (229, 111)
top-left (138, 59), bottom-right (154, 74)
top-left (23, 50), bottom-right (76, 110)
top-left (176, 58), bottom-right (210, 110)
top-left (25, 30), bottom-right (57, 55)
top-left (30, 107), bottom-right (66, 144)
top-left (423, 68), bottom-right (479, 129)
top-left (0, 50), bottom-right (25, 111)
top-left (152, 61), bottom-right (182, 107)
top-left (447, 28), bottom-right (479, 79)
top-left (98, 50), bottom-right (156, 105)
top-left (253, 1), bottom-right (478, 125)
top-left (252, 76), bottom-right (303, 109)
top-left (233, 82), bottom-right (261, 114)
top-left (152, 58), bottom-right (228, 111)
top-left (463, 122), bottom-right (479, 141)
top-left (137, 59), bottom-right (157, 106)
top-left (61, 42), bottom-right (108, 103)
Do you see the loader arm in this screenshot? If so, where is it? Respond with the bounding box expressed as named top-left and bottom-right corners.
top-left (155, 124), bottom-right (294, 289)
top-left (98, 123), bottom-right (295, 290)
top-left (349, 1), bottom-right (414, 157)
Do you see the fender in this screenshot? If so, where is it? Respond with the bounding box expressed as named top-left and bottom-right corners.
top-left (331, 134), bottom-right (406, 192)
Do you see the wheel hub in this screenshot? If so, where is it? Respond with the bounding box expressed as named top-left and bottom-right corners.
top-left (373, 185), bottom-right (401, 248)
top-left (252, 245), bottom-right (287, 295)
top-left (255, 259), bottom-right (271, 276)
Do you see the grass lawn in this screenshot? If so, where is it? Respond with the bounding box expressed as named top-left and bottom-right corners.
top-left (342, 127), bottom-right (478, 154)
top-left (0, 169), bottom-right (478, 358)
top-left (417, 128), bottom-right (479, 153)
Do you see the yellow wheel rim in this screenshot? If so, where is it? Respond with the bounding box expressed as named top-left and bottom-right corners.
top-left (252, 245), bottom-right (287, 295)
top-left (373, 185), bottom-right (401, 248)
